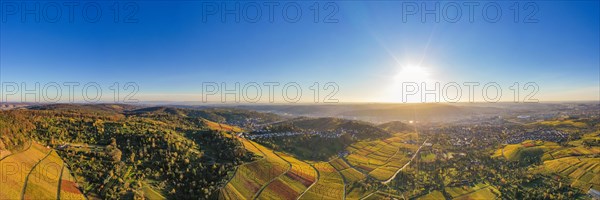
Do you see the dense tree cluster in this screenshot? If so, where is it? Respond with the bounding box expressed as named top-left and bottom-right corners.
top-left (1, 105), bottom-right (256, 199)
top-left (0, 110), bottom-right (36, 150)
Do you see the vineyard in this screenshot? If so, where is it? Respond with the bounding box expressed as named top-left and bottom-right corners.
top-left (300, 162), bottom-right (345, 200)
top-left (346, 135), bottom-right (418, 181)
top-left (256, 151), bottom-right (317, 199)
top-left (446, 183), bottom-right (500, 199)
top-left (220, 139), bottom-right (289, 199)
top-left (0, 141), bottom-right (84, 200)
top-left (219, 132), bottom-right (425, 199)
top-left (541, 157), bottom-right (600, 191)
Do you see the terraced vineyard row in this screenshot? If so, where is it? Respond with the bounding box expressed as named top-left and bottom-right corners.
top-left (256, 151), bottom-right (317, 199)
top-left (300, 162), bottom-right (345, 200)
top-left (220, 139), bottom-right (289, 199)
top-left (221, 133), bottom-right (422, 200)
top-left (0, 141), bottom-right (85, 200)
top-left (541, 157), bottom-right (600, 190)
top-left (346, 135), bottom-right (419, 181)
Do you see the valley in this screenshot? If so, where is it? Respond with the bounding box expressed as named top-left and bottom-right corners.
top-left (0, 103), bottom-right (598, 199)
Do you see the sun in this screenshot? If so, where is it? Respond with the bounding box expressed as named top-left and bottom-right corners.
top-left (379, 65), bottom-right (435, 102)
top-left (394, 65), bottom-right (431, 83)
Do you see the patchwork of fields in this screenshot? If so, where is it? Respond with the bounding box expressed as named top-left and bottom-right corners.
top-left (495, 136), bottom-right (600, 194)
top-left (221, 133), bottom-right (426, 200)
top-left (300, 162), bottom-right (345, 200)
top-left (220, 139), bottom-right (289, 199)
top-left (346, 135), bottom-right (418, 181)
top-left (493, 140), bottom-right (561, 161)
top-left (446, 183), bottom-right (500, 200)
top-left (541, 157), bottom-right (600, 191)
top-left (257, 152), bottom-right (317, 199)
top-left (0, 141), bottom-right (85, 200)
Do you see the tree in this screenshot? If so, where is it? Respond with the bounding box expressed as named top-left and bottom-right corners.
top-left (110, 148), bottom-right (122, 162)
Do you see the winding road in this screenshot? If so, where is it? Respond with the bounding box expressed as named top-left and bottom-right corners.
top-left (381, 139), bottom-right (428, 184)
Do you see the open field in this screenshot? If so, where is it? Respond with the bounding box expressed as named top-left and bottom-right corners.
top-left (300, 162), bottom-right (345, 200)
top-left (417, 190), bottom-right (445, 200)
top-left (203, 119), bottom-right (243, 132)
top-left (535, 120), bottom-right (588, 129)
top-left (493, 140), bottom-right (560, 161)
top-left (142, 186), bottom-right (166, 200)
top-left (446, 183), bottom-right (499, 199)
top-left (454, 186), bottom-right (499, 200)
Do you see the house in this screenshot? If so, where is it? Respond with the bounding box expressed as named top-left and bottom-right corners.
top-left (589, 188), bottom-right (600, 200)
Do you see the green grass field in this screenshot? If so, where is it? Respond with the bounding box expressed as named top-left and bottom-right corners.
top-left (494, 140), bottom-right (559, 162)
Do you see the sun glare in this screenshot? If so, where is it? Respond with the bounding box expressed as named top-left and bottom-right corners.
top-left (394, 66), bottom-right (431, 83)
top-left (381, 65), bottom-right (435, 102)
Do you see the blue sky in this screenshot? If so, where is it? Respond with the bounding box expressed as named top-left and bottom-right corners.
top-left (1, 1), bottom-right (598, 103)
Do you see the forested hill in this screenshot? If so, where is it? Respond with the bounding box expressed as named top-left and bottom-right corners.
top-left (128, 106), bottom-right (282, 128)
top-left (268, 117), bottom-right (390, 139)
top-left (378, 121), bottom-right (413, 133)
top-left (0, 104), bottom-right (260, 199)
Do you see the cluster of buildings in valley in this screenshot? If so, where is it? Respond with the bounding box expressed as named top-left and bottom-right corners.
top-left (504, 128), bottom-right (568, 144)
top-left (240, 129), bottom-right (349, 139)
top-left (423, 125), bottom-right (506, 149)
top-left (0, 103), bottom-right (31, 110)
top-left (225, 117), bottom-right (277, 129)
top-left (424, 116), bottom-right (584, 149)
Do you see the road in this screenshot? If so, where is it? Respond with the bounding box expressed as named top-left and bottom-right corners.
top-left (360, 139), bottom-right (428, 200)
top-left (381, 139), bottom-right (428, 185)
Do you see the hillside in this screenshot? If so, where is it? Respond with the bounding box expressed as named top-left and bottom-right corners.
top-left (251, 117), bottom-right (391, 161)
top-left (378, 121), bottom-right (413, 133)
top-left (129, 106), bottom-right (282, 128)
top-left (2, 103), bottom-right (597, 199)
top-left (493, 125), bottom-right (600, 194)
top-left (0, 141), bottom-right (85, 199)
top-left (0, 104), bottom-right (258, 199)
top-left (269, 117), bottom-right (390, 139)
